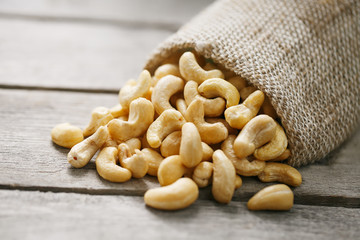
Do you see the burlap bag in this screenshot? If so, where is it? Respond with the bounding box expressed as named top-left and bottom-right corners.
top-left (145, 0), bottom-right (360, 167)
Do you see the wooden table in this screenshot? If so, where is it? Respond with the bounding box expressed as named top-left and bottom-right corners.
top-left (0, 0), bottom-right (359, 239)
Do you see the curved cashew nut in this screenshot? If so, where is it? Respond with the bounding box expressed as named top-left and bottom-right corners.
top-left (141, 148), bottom-right (164, 176)
top-left (119, 70), bottom-right (151, 110)
top-left (180, 122), bottom-right (203, 168)
top-left (192, 161), bottom-right (213, 188)
top-left (184, 80), bottom-right (225, 117)
top-left (198, 78), bottom-right (240, 108)
top-left (221, 135), bottom-right (265, 176)
top-left (118, 143), bottom-right (148, 178)
top-left (153, 63), bottom-right (181, 84)
top-left (160, 131), bottom-right (181, 157)
top-left (144, 177), bottom-right (199, 210)
top-left (157, 155), bottom-right (186, 186)
top-left (68, 126), bottom-right (108, 168)
top-left (185, 99), bottom-right (228, 145)
top-left (146, 109), bottom-right (186, 148)
top-left (233, 115), bottom-right (277, 159)
top-left (179, 51), bottom-right (224, 84)
top-left (258, 162), bottom-right (302, 187)
top-left (228, 76), bottom-right (247, 92)
top-left (95, 146), bottom-right (132, 182)
top-left (51, 123), bottom-right (84, 148)
top-left (83, 107), bottom-right (114, 137)
top-left (225, 90), bottom-right (265, 129)
top-left (108, 98), bottom-right (154, 142)
top-left (151, 75), bottom-right (184, 115)
top-left (212, 150), bottom-right (236, 204)
top-left (254, 123), bottom-right (288, 160)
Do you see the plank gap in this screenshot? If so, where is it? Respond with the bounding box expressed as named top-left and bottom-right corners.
top-left (0, 84), bottom-right (119, 94)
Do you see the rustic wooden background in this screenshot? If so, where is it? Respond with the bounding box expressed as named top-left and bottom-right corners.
top-left (0, 0), bottom-right (359, 239)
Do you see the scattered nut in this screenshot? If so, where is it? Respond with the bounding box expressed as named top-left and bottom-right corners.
top-left (258, 162), bottom-right (302, 187)
top-left (51, 123), bottom-right (84, 148)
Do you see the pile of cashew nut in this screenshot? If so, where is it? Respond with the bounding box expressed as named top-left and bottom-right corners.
top-left (51, 50), bottom-right (302, 211)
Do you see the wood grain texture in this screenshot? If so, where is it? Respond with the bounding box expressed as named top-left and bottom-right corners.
top-left (0, 89), bottom-right (359, 207)
top-left (0, 190), bottom-right (359, 240)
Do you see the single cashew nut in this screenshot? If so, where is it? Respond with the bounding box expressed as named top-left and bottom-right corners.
top-left (221, 135), bottom-right (265, 176)
top-left (51, 123), bottom-right (84, 148)
top-left (240, 86), bottom-right (257, 102)
top-left (118, 143), bottom-right (148, 178)
top-left (153, 63), bottom-right (181, 84)
top-left (146, 109), bottom-right (186, 148)
top-left (192, 161), bottom-right (213, 188)
top-left (225, 90), bottom-right (265, 129)
top-left (235, 175), bottom-right (243, 189)
top-left (212, 150), bottom-right (236, 204)
top-left (160, 131), bottom-right (181, 157)
top-left (68, 126), bottom-right (108, 168)
top-left (119, 70), bottom-right (151, 110)
top-left (254, 123), bottom-right (288, 160)
top-left (141, 148), bottom-right (164, 176)
top-left (258, 162), bottom-right (302, 187)
top-left (198, 78), bottom-right (240, 108)
top-left (144, 177), bottom-right (199, 210)
top-left (179, 51), bottom-right (224, 84)
top-left (108, 98), bottom-right (154, 142)
top-left (185, 99), bottom-right (228, 144)
top-left (233, 115), bottom-right (277, 159)
top-left (247, 184), bottom-right (294, 211)
top-left (228, 76), bottom-right (247, 92)
top-left (180, 122), bottom-right (203, 168)
top-left (152, 75), bottom-right (184, 115)
top-left (83, 107), bottom-right (114, 137)
top-left (184, 80), bottom-right (225, 117)
top-left (157, 155), bottom-right (186, 186)
top-left (110, 104), bottom-right (129, 118)
top-left (95, 147), bottom-right (132, 182)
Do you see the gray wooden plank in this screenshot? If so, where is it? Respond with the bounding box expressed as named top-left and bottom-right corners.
top-left (0, 89), bottom-right (359, 207)
top-left (0, 18), bottom-right (172, 91)
top-left (0, 190), bottom-right (359, 240)
top-left (0, 0), bottom-right (214, 29)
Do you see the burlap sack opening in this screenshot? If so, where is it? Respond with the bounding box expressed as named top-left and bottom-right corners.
top-left (145, 0), bottom-right (360, 167)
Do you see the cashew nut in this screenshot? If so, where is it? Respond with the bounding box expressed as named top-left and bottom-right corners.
top-left (205, 117), bottom-right (238, 135)
top-left (108, 98), bottom-right (154, 142)
top-left (83, 107), bottom-right (114, 137)
top-left (221, 135), bottom-right (265, 176)
top-left (141, 148), bottom-right (164, 176)
top-left (192, 161), bottom-right (213, 188)
top-left (95, 146), bottom-right (132, 182)
top-left (180, 122), bottom-right (203, 168)
top-left (258, 162), bottom-right (302, 187)
top-left (273, 149), bottom-right (291, 161)
top-left (179, 51), bottom-right (224, 84)
top-left (254, 123), bottom-right (288, 160)
top-left (201, 142), bottom-right (213, 162)
top-left (247, 184), bottom-right (294, 211)
top-left (184, 80), bottom-right (225, 117)
top-left (157, 155), bottom-right (186, 186)
top-left (110, 104), bottom-right (129, 118)
top-left (146, 109), bottom-right (186, 148)
top-left (68, 126), bottom-right (108, 168)
top-left (227, 76), bottom-right (247, 92)
top-left (235, 175), bottom-right (242, 189)
top-left (153, 63), bottom-right (181, 84)
top-left (185, 99), bottom-right (228, 144)
top-left (233, 115), bottom-right (277, 159)
top-left (225, 90), bottom-right (265, 129)
top-left (160, 131), bottom-right (181, 157)
top-left (51, 123), bottom-right (84, 148)
top-left (118, 143), bottom-right (148, 178)
top-left (239, 86), bottom-right (257, 102)
top-left (198, 78), bottom-right (240, 108)
top-left (151, 75), bottom-right (184, 115)
top-left (144, 177), bottom-right (199, 210)
top-left (212, 150), bottom-right (236, 204)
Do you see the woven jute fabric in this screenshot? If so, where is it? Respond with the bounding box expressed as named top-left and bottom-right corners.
top-left (145, 0), bottom-right (360, 167)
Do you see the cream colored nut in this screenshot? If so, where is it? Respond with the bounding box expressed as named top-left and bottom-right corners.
top-left (153, 63), bottom-right (181, 83)
top-left (212, 150), bottom-right (236, 204)
top-left (201, 142), bottom-right (213, 161)
top-left (221, 135), bottom-right (265, 176)
top-left (254, 123), bottom-right (288, 160)
top-left (228, 76), bottom-right (247, 92)
top-left (95, 147), bottom-right (132, 182)
top-left (108, 98), bottom-right (154, 142)
top-left (234, 115), bottom-right (277, 159)
top-left (118, 143), bottom-right (148, 178)
top-left (144, 177), bottom-right (199, 211)
top-left (160, 131), bottom-right (181, 157)
top-left (198, 78), bottom-right (240, 108)
top-left (235, 175), bottom-right (242, 189)
top-left (180, 122), bottom-right (203, 168)
top-left (157, 155), bottom-right (186, 186)
top-left (261, 96), bottom-right (278, 119)
top-left (67, 126), bottom-right (108, 168)
top-left (51, 123), bottom-right (84, 148)
top-left (205, 117), bottom-right (238, 135)
top-left (247, 184), bottom-right (294, 211)
top-left (83, 107), bottom-right (114, 137)
top-left (179, 51), bottom-right (224, 84)
top-left (110, 104), bottom-right (129, 118)
top-left (258, 162), bottom-right (302, 187)
top-left (240, 86), bottom-right (257, 101)
top-left (192, 161), bottom-right (213, 188)
top-left (119, 70), bottom-right (152, 110)
top-left (273, 149), bottom-right (291, 161)
top-left (184, 80), bottom-right (225, 117)
top-left (151, 75), bottom-right (184, 115)
top-left (146, 109), bottom-right (186, 148)
top-left (125, 138), bottom-right (142, 155)
top-left (141, 148), bottom-right (164, 176)
top-left (185, 99), bottom-right (228, 144)
top-left (225, 90), bottom-right (265, 129)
